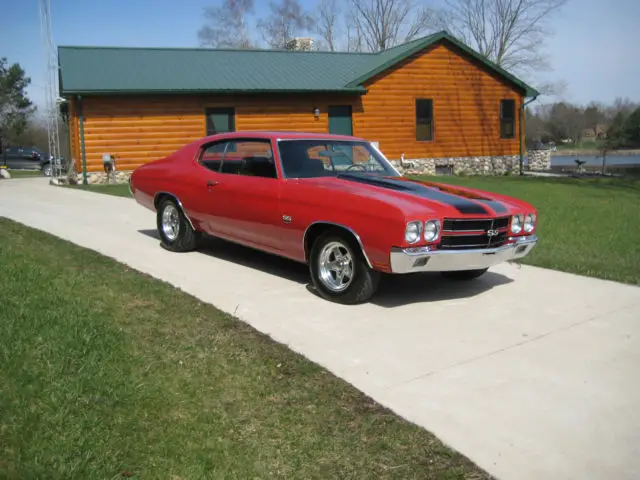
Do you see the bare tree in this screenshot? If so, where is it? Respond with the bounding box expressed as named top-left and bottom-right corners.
top-left (443, 0), bottom-right (567, 74)
top-left (606, 97), bottom-right (638, 121)
top-left (317, 0), bottom-right (339, 51)
top-left (198, 0), bottom-right (254, 48)
top-left (258, 0), bottom-right (315, 49)
top-left (350, 0), bottom-right (439, 52)
top-left (346, 23), bottom-right (364, 52)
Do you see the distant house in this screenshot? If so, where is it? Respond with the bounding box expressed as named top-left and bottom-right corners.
top-left (581, 124), bottom-right (608, 141)
top-left (57, 31), bottom-right (538, 179)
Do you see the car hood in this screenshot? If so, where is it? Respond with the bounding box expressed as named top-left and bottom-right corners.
top-left (299, 174), bottom-right (534, 217)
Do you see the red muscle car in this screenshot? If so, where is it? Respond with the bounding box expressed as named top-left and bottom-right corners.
top-left (130, 131), bottom-right (538, 304)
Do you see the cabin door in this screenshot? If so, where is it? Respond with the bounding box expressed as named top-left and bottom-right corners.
top-left (328, 105), bottom-right (353, 136)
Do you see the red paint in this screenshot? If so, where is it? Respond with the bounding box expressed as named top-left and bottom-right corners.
top-left (131, 131), bottom-right (537, 271)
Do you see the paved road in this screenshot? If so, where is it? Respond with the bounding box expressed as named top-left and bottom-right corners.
top-left (2, 177), bottom-right (639, 480)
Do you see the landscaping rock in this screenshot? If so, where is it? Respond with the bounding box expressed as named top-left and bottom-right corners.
top-left (0, 169), bottom-right (11, 179)
top-left (78, 171), bottom-right (133, 185)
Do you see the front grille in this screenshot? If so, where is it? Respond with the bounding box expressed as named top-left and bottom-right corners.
top-left (440, 231), bottom-right (507, 249)
top-left (439, 216), bottom-right (509, 250)
top-left (442, 216), bottom-right (509, 232)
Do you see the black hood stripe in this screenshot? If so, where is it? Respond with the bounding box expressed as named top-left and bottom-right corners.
top-left (337, 174), bottom-right (492, 215)
top-left (474, 199), bottom-right (508, 214)
top-left (420, 182), bottom-right (509, 214)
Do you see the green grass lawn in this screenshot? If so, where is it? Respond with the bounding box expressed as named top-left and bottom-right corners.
top-left (65, 183), bottom-right (132, 198)
top-left (0, 218), bottom-right (488, 480)
top-left (5, 169), bottom-right (43, 178)
top-left (413, 175), bottom-right (640, 285)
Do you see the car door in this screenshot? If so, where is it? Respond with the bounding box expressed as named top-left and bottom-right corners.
top-left (194, 138), bottom-right (284, 252)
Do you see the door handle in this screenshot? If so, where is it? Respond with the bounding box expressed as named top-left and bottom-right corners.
top-left (207, 180), bottom-right (219, 187)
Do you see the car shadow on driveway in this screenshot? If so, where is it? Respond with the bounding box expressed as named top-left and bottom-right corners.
top-left (371, 271), bottom-right (513, 308)
top-left (139, 229), bottom-right (310, 284)
top-left (139, 229), bottom-right (514, 307)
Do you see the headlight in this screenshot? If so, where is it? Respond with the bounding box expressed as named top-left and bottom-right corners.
top-left (524, 213), bottom-right (536, 233)
top-left (424, 220), bottom-right (440, 242)
top-left (511, 214), bottom-right (523, 234)
top-left (405, 221), bottom-right (422, 244)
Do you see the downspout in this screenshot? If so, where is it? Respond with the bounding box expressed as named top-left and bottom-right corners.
top-left (77, 95), bottom-right (88, 185)
top-left (519, 94), bottom-right (538, 176)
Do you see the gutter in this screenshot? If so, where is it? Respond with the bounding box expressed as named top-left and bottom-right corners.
top-left (519, 94), bottom-right (538, 175)
top-left (77, 95), bottom-right (88, 185)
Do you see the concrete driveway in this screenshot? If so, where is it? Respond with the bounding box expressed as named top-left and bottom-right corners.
top-left (2, 177), bottom-right (639, 480)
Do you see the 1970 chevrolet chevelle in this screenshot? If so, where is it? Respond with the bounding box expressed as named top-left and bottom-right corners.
top-left (130, 131), bottom-right (538, 304)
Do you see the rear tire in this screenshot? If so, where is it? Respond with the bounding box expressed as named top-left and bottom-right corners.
top-left (440, 268), bottom-right (488, 280)
top-left (156, 197), bottom-right (199, 252)
top-left (309, 229), bottom-right (380, 304)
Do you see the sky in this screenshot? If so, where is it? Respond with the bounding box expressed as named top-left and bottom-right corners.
top-left (1, 0), bottom-right (639, 111)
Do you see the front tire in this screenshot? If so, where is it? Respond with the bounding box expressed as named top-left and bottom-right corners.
top-left (440, 268), bottom-right (488, 280)
top-left (309, 229), bottom-right (380, 304)
top-left (41, 163), bottom-right (52, 177)
top-left (156, 198), bottom-right (199, 252)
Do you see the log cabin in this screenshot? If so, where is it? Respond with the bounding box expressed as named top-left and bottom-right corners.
top-left (57, 31), bottom-right (539, 182)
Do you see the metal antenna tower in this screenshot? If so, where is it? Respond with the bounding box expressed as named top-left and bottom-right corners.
top-left (39, 0), bottom-right (63, 181)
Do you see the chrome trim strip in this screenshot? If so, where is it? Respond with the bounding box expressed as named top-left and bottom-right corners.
top-left (443, 216), bottom-right (510, 222)
top-left (440, 243), bottom-right (496, 248)
top-left (390, 235), bottom-right (538, 273)
top-left (153, 191), bottom-right (196, 232)
top-left (303, 221), bottom-right (373, 269)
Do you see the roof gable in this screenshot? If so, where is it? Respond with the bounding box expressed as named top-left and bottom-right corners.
top-left (58, 31), bottom-right (538, 98)
top-left (345, 31), bottom-right (539, 97)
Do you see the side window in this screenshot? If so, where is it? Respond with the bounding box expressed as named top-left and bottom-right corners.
top-left (416, 99), bottom-right (434, 141)
top-left (199, 140), bottom-right (230, 172)
top-left (200, 139), bottom-right (277, 179)
top-left (500, 99), bottom-right (516, 139)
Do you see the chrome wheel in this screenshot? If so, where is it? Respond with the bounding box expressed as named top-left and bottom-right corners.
top-left (161, 203), bottom-right (180, 241)
top-left (318, 241), bottom-right (354, 292)
top-left (42, 164), bottom-right (52, 177)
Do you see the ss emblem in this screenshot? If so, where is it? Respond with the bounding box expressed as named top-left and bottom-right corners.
top-left (486, 229), bottom-right (499, 237)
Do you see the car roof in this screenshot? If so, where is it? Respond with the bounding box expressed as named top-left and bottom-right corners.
top-left (201, 131), bottom-right (368, 143)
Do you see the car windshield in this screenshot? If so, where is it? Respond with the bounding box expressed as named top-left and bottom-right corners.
top-left (277, 139), bottom-right (399, 179)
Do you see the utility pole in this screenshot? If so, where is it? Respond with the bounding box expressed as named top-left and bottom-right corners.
top-left (39, 0), bottom-right (62, 181)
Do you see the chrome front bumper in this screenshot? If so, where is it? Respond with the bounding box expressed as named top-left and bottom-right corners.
top-left (390, 235), bottom-right (538, 274)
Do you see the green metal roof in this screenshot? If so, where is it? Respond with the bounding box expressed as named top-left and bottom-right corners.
top-left (58, 31), bottom-right (539, 97)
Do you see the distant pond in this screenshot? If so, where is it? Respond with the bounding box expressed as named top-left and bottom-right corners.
top-left (549, 154), bottom-right (640, 167)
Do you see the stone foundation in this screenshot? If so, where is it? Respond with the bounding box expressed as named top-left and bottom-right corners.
top-left (390, 155), bottom-right (520, 176)
top-left (66, 150), bottom-right (551, 183)
top-left (388, 150), bottom-right (551, 176)
top-left (526, 149), bottom-right (552, 171)
top-left (69, 170), bottom-right (132, 185)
